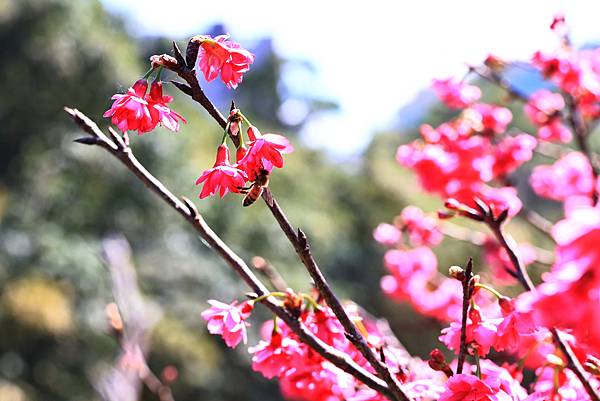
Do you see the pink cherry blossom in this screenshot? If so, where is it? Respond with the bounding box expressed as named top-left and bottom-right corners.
top-left (195, 34), bottom-right (255, 89)
top-left (439, 374), bottom-right (511, 401)
top-left (440, 308), bottom-right (500, 357)
top-left (492, 134), bottom-right (537, 178)
top-left (249, 331), bottom-right (303, 379)
top-left (399, 206), bottom-right (443, 247)
top-left (537, 119), bottom-right (573, 143)
top-left (529, 152), bottom-right (594, 201)
top-left (432, 78), bottom-right (482, 109)
top-left (196, 145), bottom-right (249, 199)
top-left (238, 126), bottom-right (294, 179)
top-left (373, 223), bottom-right (401, 246)
top-left (201, 299), bottom-right (254, 348)
top-left (146, 81), bottom-right (186, 132)
top-left (524, 90), bottom-right (565, 126)
top-left (103, 79), bottom-right (156, 134)
top-left (468, 103), bottom-right (513, 135)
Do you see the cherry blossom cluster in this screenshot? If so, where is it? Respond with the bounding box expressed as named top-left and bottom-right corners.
top-left (195, 117), bottom-right (293, 199)
top-left (104, 78), bottom-right (186, 135)
top-left (202, 291), bottom-right (451, 401)
top-left (372, 14), bottom-right (600, 401)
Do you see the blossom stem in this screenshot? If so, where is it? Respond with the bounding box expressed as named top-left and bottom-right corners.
top-left (155, 66), bottom-right (163, 82)
top-left (474, 351), bottom-right (482, 379)
top-left (474, 283), bottom-right (503, 300)
top-left (301, 293), bottom-right (321, 310)
top-left (251, 292), bottom-right (288, 303)
top-left (142, 66), bottom-right (156, 80)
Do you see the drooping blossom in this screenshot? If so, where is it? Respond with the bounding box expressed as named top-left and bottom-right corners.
top-left (439, 374), bottom-right (512, 401)
top-left (103, 79), bottom-right (156, 134)
top-left (432, 78), bottom-right (482, 109)
top-left (529, 152), bottom-right (595, 202)
top-left (196, 144), bottom-right (249, 199)
top-left (238, 126), bottom-right (294, 179)
top-left (440, 307), bottom-right (500, 357)
top-left (493, 297), bottom-right (536, 352)
top-left (146, 81), bottom-right (186, 132)
top-left (249, 331), bottom-right (304, 379)
top-left (194, 34), bottom-right (255, 89)
top-left (201, 299), bottom-right (254, 348)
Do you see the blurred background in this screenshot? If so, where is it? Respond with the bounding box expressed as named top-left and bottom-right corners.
top-left (1, 0), bottom-right (600, 400)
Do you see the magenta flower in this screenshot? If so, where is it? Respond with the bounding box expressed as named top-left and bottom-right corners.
top-left (147, 81), bottom-right (186, 132)
top-left (195, 34), bottom-right (255, 89)
top-left (432, 78), bottom-right (481, 109)
top-left (372, 223), bottom-right (401, 246)
top-left (440, 308), bottom-right (500, 357)
top-left (529, 152), bottom-right (594, 202)
top-left (439, 374), bottom-right (510, 401)
top-left (103, 79), bottom-right (156, 134)
top-left (196, 145), bottom-right (249, 199)
top-left (537, 119), bottom-right (572, 143)
top-left (524, 90), bottom-right (565, 126)
top-left (201, 299), bottom-right (254, 348)
top-left (238, 126), bottom-right (294, 179)
top-left (249, 331), bottom-right (303, 379)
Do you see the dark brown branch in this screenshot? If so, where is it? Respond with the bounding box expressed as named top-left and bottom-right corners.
top-left (65, 108), bottom-right (395, 400)
top-left (456, 258), bottom-right (474, 374)
top-left (261, 190), bottom-right (409, 401)
top-left (154, 49), bottom-right (410, 401)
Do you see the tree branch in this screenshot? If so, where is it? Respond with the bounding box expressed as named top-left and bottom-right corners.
top-left (152, 49), bottom-right (410, 401)
top-left (65, 107), bottom-right (396, 400)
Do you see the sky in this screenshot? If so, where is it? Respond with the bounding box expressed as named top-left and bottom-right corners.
top-left (102, 0), bottom-right (600, 157)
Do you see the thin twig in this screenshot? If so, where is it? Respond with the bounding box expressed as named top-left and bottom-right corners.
top-left (65, 108), bottom-right (395, 400)
top-left (152, 49), bottom-right (410, 401)
top-left (441, 222), bottom-right (554, 266)
top-left (476, 202), bottom-right (600, 401)
top-left (564, 93), bottom-right (600, 203)
top-left (251, 256), bottom-right (288, 292)
top-left (456, 258), bottom-right (474, 374)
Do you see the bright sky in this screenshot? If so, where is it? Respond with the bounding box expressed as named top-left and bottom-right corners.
top-left (102, 0), bottom-right (600, 157)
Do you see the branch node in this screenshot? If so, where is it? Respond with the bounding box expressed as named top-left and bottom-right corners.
top-left (170, 80), bottom-right (193, 96)
top-left (172, 41), bottom-right (186, 67)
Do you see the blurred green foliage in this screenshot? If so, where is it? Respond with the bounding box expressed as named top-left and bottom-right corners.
top-left (0, 1), bottom-right (570, 400)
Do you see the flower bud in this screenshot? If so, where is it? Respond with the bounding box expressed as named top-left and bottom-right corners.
top-left (584, 355), bottom-right (600, 376)
top-left (449, 265), bottom-right (465, 281)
